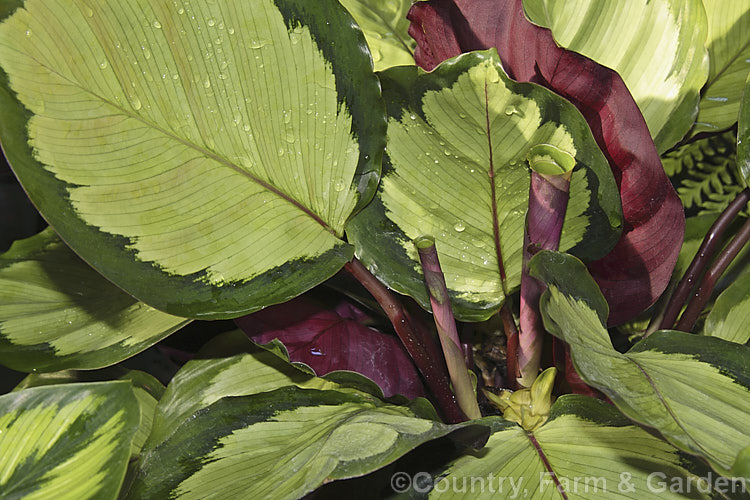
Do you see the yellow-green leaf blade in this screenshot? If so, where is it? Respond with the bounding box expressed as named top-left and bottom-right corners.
top-left (531, 250), bottom-right (750, 476)
top-left (0, 0), bottom-right (385, 319)
top-left (0, 381), bottom-right (140, 500)
top-left (428, 396), bottom-right (713, 499)
top-left (692, 0), bottom-right (750, 135)
top-left (348, 51), bottom-right (621, 321)
top-left (338, 0), bottom-right (416, 71)
top-left (0, 228), bottom-right (189, 372)
top-left (523, 0), bottom-right (709, 153)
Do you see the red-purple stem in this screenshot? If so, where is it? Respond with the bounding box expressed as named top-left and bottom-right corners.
top-left (518, 171), bottom-right (571, 387)
top-left (416, 237), bottom-right (481, 420)
top-left (344, 258), bottom-right (466, 423)
top-left (660, 188), bottom-right (750, 330)
top-left (675, 213), bottom-right (750, 332)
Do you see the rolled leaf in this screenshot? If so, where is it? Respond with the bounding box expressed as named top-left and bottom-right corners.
top-left (0, 0), bottom-right (385, 319)
top-left (347, 50), bottom-right (621, 321)
top-left (234, 296), bottom-right (427, 399)
top-left (422, 395), bottom-right (719, 499)
top-left (531, 250), bottom-right (750, 476)
top-left (407, 0), bottom-right (685, 325)
top-left (692, 1), bottom-right (750, 135)
top-left (522, 0), bottom-right (708, 154)
top-left (0, 381), bottom-right (140, 499)
top-left (338, 0), bottom-right (416, 71)
top-left (0, 228), bottom-right (189, 372)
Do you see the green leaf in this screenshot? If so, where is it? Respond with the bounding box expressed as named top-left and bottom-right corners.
top-left (347, 51), bottom-right (621, 321)
top-left (338, 0), bottom-right (415, 71)
top-left (0, 0), bottom-right (385, 319)
top-left (128, 386), bottom-right (484, 500)
top-left (530, 251), bottom-right (750, 476)
top-left (738, 71), bottom-right (750, 187)
top-left (0, 228), bottom-right (189, 372)
top-left (9, 368), bottom-right (164, 460)
top-left (692, 0), bottom-right (750, 135)
top-left (0, 381), bottom-right (140, 499)
top-left (145, 341), bottom-right (387, 448)
top-left (704, 263), bottom-right (750, 344)
top-left (425, 395), bottom-right (719, 499)
top-left (523, 0), bottom-right (709, 153)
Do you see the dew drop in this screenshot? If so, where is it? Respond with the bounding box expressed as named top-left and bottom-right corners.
top-left (459, 113), bottom-right (466, 119)
top-left (207, 17), bottom-right (216, 26)
top-left (218, 73), bottom-right (227, 80)
top-left (243, 124), bottom-right (251, 132)
top-left (99, 61), bottom-right (108, 69)
top-left (84, 6), bottom-right (94, 17)
top-left (177, 7), bottom-right (185, 14)
top-left (25, 29), bottom-right (32, 37)
top-left (129, 95), bottom-right (142, 110)
top-left (487, 70), bottom-right (499, 83)
top-left (250, 39), bottom-right (268, 49)
top-left (277, 148), bottom-right (285, 157)
top-left (203, 76), bottom-right (211, 88)
top-left (152, 20), bottom-right (162, 29)
top-left (228, 27), bottom-right (235, 35)
top-left (142, 47), bottom-right (151, 59)
top-left (454, 222), bottom-right (466, 232)
top-left (334, 180), bottom-right (345, 192)
top-left (371, 49), bottom-right (382, 62)
top-left (409, 113), bottom-right (416, 120)
top-left (284, 131), bottom-right (295, 143)
top-left (443, 149), bottom-right (451, 156)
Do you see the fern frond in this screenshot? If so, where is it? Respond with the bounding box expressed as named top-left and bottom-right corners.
top-left (661, 131), bottom-right (746, 216)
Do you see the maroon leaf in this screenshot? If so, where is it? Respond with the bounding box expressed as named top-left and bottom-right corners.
top-left (407, 0), bottom-right (685, 325)
top-left (234, 297), bottom-right (427, 399)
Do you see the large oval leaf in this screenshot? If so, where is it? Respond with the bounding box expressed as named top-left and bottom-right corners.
top-left (0, 381), bottom-right (139, 499)
top-left (421, 396), bottom-right (719, 499)
top-left (522, 0), bottom-right (708, 154)
top-left (128, 386), bottom-right (484, 500)
top-left (0, 0), bottom-right (385, 319)
top-left (531, 250), bottom-right (750, 477)
top-left (347, 50), bottom-right (621, 321)
top-left (692, 0), bottom-right (750, 135)
top-left (407, 0), bottom-right (685, 325)
top-left (0, 228), bottom-right (189, 372)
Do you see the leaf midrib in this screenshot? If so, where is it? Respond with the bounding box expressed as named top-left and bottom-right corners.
top-left (19, 46), bottom-right (338, 238)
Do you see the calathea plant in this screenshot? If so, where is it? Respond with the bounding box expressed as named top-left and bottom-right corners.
top-left (0, 0), bottom-right (750, 498)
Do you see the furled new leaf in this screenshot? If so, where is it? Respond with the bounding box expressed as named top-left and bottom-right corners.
top-left (348, 50), bottom-right (621, 321)
top-left (692, 0), bottom-right (750, 135)
top-left (338, 0), bottom-right (416, 71)
top-left (422, 395), bottom-right (721, 499)
top-left (523, 0), bottom-right (708, 153)
top-left (0, 0), bottom-right (385, 319)
top-left (407, 0), bottom-right (685, 325)
top-left (0, 228), bottom-right (189, 372)
top-left (0, 381), bottom-right (140, 499)
top-left (531, 250), bottom-right (750, 477)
